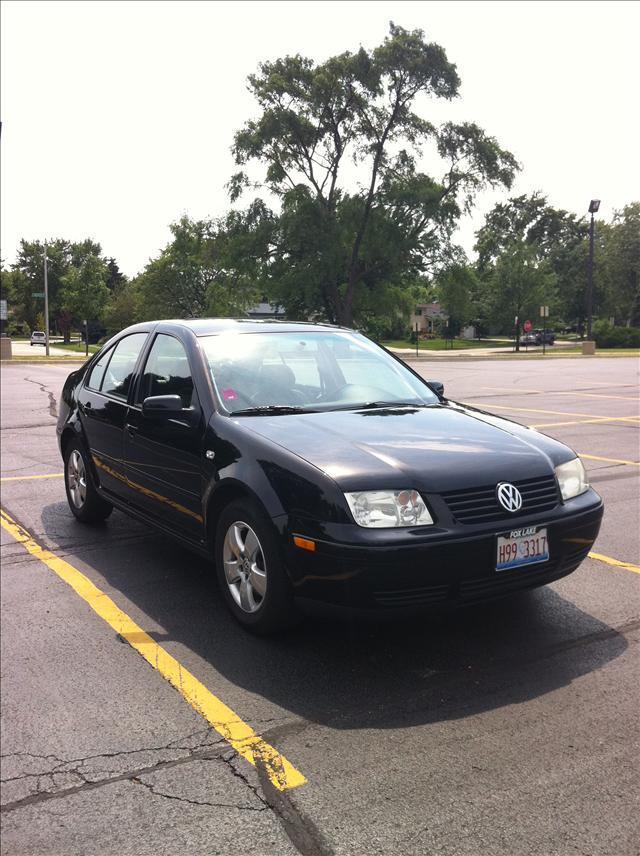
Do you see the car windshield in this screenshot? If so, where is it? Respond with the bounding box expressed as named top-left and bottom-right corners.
top-left (200, 330), bottom-right (439, 414)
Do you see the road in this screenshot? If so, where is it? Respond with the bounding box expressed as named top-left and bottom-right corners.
top-left (1, 357), bottom-right (638, 855)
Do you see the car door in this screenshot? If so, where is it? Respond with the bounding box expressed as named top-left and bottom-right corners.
top-left (77, 332), bottom-right (149, 499)
top-left (123, 332), bottom-right (205, 541)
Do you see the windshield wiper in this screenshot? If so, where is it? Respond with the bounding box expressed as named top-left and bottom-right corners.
top-left (332, 400), bottom-right (431, 412)
top-left (231, 405), bottom-right (318, 416)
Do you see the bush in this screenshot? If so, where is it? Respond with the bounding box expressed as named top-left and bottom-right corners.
top-left (592, 320), bottom-right (640, 348)
top-left (7, 321), bottom-right (30, 337)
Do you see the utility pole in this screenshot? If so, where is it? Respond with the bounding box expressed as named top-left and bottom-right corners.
top-left (586, 200), bottom-right (600, 340)
top-left (44, 242), bottom-right (50, 357)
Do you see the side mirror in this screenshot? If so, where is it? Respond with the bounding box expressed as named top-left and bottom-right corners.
top-left (428, 380), bottom-right (445, 398)
top-left (142, 394), bottom-right (184, 417)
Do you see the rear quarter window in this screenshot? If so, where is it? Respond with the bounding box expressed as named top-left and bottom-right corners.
top-left (86, 348), bottom-right (112, 391)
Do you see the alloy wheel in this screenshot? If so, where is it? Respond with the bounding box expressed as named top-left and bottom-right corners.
top-left (67, 449), bottom-right (87, 509)
top-left (222, 521), bottom-right (267, 613)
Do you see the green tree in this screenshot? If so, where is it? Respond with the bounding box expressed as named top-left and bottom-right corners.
top-left (135, 217), bottom-right (217, 319)
top-left (597, 202), bottom-right (640, 325)
top-left (105, 257), bottom-right (126, 291)
top-left (475, 193), bottom-right (588, 328)
top-left (10, 238), bottom-right (112, 340)
top-left (435, 263), bottom-right (476, 333)
top-left (103, 280), bottom-right (142, 335)
top-left (230, 23), bottom-right (518, 326)
top-left (59, 255), bottom-right (111, 327)
top-left (487, 243), bottom-right (557, 348)
top-left (134, 214), bottom-right (263, 320)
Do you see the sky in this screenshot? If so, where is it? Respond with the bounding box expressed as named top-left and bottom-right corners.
top-left (1, 0), bottom-right (638, 278)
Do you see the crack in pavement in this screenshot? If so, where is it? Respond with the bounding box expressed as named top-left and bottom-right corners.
top-left (0, 741), bottom-right (232, 814)
top-left (253, 747), bottom-right (333, 856)
top-left (23, 377), bottom-right (59, 419)
top-left (130, 774), bottom-right (266, 813)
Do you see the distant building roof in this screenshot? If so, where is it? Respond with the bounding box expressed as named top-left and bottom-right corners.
top-left (246, 301), bottom-right (286, 319)
top-left (413, 302), bottom-right (447, 317)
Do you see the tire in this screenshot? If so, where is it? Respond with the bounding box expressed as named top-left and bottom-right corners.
top-left (64, 438), bottom-right (113, 523)
top-left (215, 499), bottom-right (296, 634)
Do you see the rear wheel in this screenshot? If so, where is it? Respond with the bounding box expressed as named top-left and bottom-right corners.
top-left (64, 439), bottom-right (113, 523)
top-left (215, 499), bottom-right (296, 634)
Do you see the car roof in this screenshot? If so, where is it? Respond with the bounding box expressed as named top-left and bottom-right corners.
top-left (121, 318), bottom-right (352, 337)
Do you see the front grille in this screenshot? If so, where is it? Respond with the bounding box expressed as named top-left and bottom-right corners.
top-left (441, 475), bottom-right (559, 525)
top-left (459, 560), bottom-right (567, 601)
top-left (369, 545), bottom-right (589, 610)
top-left (373, 583), bottom-right (450, 608)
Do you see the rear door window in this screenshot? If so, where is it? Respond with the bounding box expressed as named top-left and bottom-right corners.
top-left (99, 333), bottom-right (148, 400)
top-left (86, 348), bottom-right (113, 391)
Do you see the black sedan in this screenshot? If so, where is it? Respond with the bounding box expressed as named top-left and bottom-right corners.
top-left (57, 320), bottom-right (604, 633)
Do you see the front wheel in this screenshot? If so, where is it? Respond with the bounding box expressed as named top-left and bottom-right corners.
top-left (215, 499), bottom-right (296, 634)
top-left (64, 439), bottom-right (113, 523)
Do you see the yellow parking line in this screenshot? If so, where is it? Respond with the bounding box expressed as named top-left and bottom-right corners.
top-left (465, 401), bottom-right (639, 419)
top-left (579, 453), bottom-right (640, 467)
top-left (482, 386), bottom-right (639, 402)
top-left (529, 416), bottom-right (640, 429)
top-left (0, 473), bottom-right (64, 482)
top-left (0, 506), bottom-right (306, 792)
top-left (588, 551), bottom-right (640, 574)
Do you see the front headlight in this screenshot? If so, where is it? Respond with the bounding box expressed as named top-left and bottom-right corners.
top-left (555, 457), bottom-right (589, 501)
top-left (345, 490), bottom-right (434, 528)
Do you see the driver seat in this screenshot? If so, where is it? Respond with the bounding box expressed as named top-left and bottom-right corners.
top-left (256, 363), bottom-right (303, 405)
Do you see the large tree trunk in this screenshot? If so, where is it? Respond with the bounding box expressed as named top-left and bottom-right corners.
top-left (335, 301), bottom-right (354, 328)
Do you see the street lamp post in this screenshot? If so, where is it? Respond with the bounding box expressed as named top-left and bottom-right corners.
top-left (586, 199), bottom-right (600, 340)
top-left (43, 242), bottom-right (50, 357)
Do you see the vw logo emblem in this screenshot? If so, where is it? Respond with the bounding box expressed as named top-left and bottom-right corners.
top-left (496, 482), bottom-right (523, 513)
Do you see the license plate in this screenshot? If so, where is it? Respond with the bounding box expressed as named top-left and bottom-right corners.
top-left (496, 526), bottom-right (549, 572)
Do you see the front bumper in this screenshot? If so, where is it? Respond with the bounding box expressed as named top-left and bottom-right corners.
top-left (281, 489), bottom-right (604, 614)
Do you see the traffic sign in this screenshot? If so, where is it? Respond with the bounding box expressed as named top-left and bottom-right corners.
top-left (539, 305), bottom-right (550, 318)
top-left (32, 292), bottom-right (44, 298)
top-left (0, 299), bottom-right (7, 321)
top-left (524, 320), bottom-right (532, 332)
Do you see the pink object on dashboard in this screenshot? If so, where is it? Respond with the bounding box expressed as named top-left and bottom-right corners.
top-left (222, 388), bottom-right (237, 400)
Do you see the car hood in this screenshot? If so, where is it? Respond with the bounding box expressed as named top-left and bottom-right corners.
top-left (239, 403), bottom-right (574, 492)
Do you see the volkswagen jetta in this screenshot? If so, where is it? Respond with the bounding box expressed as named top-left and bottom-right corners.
top-left (57, 320), bottom-right (604, 633)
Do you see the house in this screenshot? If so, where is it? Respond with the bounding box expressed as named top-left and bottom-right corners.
top-left (246, 300), bottom-right (286, 320)
top-left (410, 302), bottom-right (448, 335)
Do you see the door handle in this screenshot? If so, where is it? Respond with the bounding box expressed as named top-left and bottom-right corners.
top-left (83, 400), bottom-right (92, 410)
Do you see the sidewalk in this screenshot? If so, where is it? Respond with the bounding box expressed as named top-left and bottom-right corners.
top-left (8, 340), bottom-right (88, 358)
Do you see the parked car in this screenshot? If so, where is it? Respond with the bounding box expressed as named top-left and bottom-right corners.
top-left (30, 331), bottom-right (46, 347)
top-left (57, 320), bottom-right (603, 633)
top-left (519, 332), bottom-right (538, 346)
top-left (533, 329), bottom-right (555, 345)
top-left (519, 330), bottom-right (556, 346)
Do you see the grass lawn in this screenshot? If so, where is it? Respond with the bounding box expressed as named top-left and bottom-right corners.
top-left (380, 338), bottom-right (512, 350)
top-left (55, 342), bottom-right (100, 353)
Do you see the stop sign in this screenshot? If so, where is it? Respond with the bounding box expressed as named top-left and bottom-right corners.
top-left (524, 320), bottom-right (532, 332)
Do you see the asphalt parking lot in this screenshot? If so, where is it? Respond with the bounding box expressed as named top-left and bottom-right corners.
top-left (1, 356), bottom-right (638, 856)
